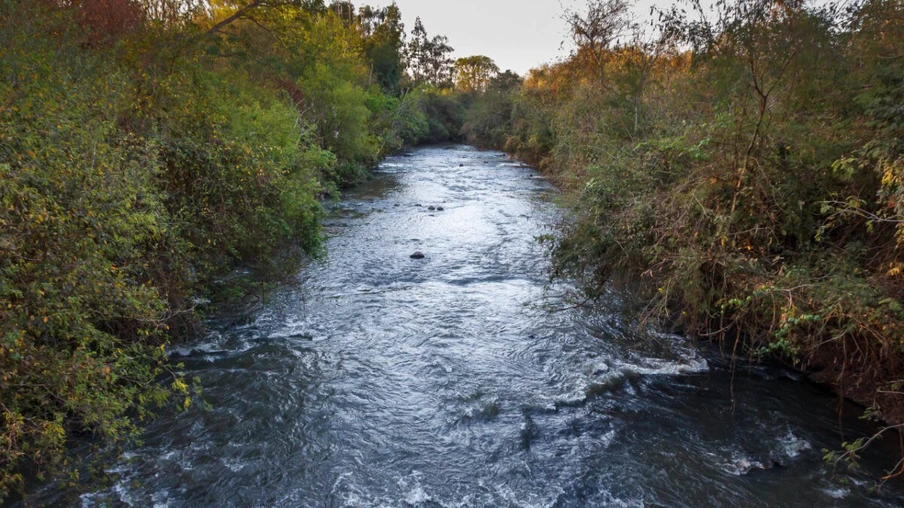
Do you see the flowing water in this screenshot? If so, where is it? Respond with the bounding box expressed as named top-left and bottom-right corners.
top-left (39, 146), bottom-right (904, 506)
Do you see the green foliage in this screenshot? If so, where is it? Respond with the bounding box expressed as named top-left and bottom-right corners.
top-left (367, 90), bottom-right (430, 153)
top-left (0, 0), bottom-right (457, 500)
top-left (454, 55), bottom-right (500, 93)
top-left (359, 3), bottom-right (406, 95)
top-left (302, 67), bottom-right (379, 184)
top-left (462, 71), bottom-right (521, 148)
top-left (405, 16), bottom-right (455, 88)
top-left (412, 89), bottom-right (466, 144)
top-left (470, 0), bottom-right (904, 442)
top-left (0, 11), bottom-right (184, 497)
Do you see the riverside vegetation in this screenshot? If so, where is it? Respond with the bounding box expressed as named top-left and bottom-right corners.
top-left (461, 0), bottom-right (904, 476)
top-left (3, 0), bottom-right (904, 499)
top-left (0, 0), bottom-right (475, 499)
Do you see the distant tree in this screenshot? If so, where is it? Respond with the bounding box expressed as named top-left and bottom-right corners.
top-left (204, 0), bottom-right (324, 34)
top-left (461, 69), bottom-right (522, 147)
top-left (360, 3), bottom-right (406, 94)
top-left (564, 0), bottom-right (632, 89)
top-left (489, 69), bottom-right (522, 92)
top-left (454, 55), bottom-right (499, 92)
top-left (426, 33), bottom-right (454, 86)
top-left (406, 17), bottom-right (430, 83)
top-left (328, 0), bottom-right (355, 23)
top-left (405, 16), bottom-right (454, 88)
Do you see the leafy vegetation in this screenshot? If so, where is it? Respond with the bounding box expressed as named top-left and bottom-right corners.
top-left (12, 0), bottom-right (903, 496)
top-left (0, 0), bottom-right (472, 500)
top-left (461, 0), bottom-right (904, 460)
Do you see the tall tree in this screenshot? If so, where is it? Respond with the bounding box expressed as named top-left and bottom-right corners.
top-left (564, 0), bottom-right (631, 89)
top-left (454, 55), bottom-right (499, 92)
top-left (360, 3), bottom-right (405, 94)
top-left (426, 33), bottom-right (454, 86)
top-left (405, 16), bottom-right (454, 88)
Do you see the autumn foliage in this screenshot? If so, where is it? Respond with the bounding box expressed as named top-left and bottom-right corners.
top-left (70, 0), bottom-right (146, 44)
top-left (0, 0), bottom-right (450, 500)
top-left (462, 0), bottom-right (904, 461)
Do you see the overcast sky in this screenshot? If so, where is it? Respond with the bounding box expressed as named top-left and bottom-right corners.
top-left (380, 0), bottom-right (666, 76)
top-left (384, 0), bottom-right (570, 75)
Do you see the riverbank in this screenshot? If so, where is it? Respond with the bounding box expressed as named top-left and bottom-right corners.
top-left (25, 146), bottom-right (904, 506)
top-left (510, 144), bottom-right (904, 451)
top-left (457, 0), bottom-right (904, 448)
top-left (0, 1), bottom-right (465, 500)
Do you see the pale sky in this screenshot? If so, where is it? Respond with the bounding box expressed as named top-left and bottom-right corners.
top-left (371, 1), bottom-right (834, 76)
top-left (379, 0), bottom-right (666, 76)
top-left (386, 0), bottom-right (571, 75)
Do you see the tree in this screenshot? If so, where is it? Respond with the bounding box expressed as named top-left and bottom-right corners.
top-left (327, 0), bottom-right (355, 24)
top-left (405, 16), bottom-right (454, 88)
top-left (204, 0), bottom-right (324, 35)
top-left (426, 33), bottom-right (454, 86)
top-left (454, 55), bottom-right (499, 92)
top-left (360, 3), bottom-right (406, 94)
top-left (564, 0), bottom-right (632, 89)
top-left (406, 16), bottom-right (429, 83)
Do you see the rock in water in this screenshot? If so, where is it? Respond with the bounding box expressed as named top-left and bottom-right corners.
top-left (428, 206), bottom-right (436, 211)
top-left (410, 251), bottom-right (425, 259)
top-left (436, 207), bottom-right (444, 211)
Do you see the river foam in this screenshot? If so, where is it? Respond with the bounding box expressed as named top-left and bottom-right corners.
top-left (28, 146), bottom-right (904, 508)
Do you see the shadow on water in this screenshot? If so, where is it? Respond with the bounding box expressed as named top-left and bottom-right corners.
top-left (24, 145), bottom-right (904, 507)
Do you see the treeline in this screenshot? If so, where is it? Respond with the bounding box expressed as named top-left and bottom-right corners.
top-left (0, 0), bottom-right (474, 498)
top-left (462, 0), bottom-right (904, 447)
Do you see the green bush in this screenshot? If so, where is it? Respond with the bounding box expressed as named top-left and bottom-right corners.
top-left (0, 21), bottom-right (183, 496)
top-left (474, 0), bottom-right (904, 431)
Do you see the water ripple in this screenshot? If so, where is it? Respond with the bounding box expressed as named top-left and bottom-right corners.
top-left (33, 146), bottom-right (904, 508)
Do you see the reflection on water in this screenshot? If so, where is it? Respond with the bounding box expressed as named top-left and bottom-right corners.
top-left (37, 146), bottom-right (904, 507)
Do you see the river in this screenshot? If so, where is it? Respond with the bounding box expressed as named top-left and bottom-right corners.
top-left (39, 145), bottom-right (904, 506)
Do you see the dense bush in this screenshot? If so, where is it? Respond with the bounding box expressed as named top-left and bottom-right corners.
top-left (462, 0), bottom-right (904, 436)
top-left (0, 8), bottom-right (189, 495)
top-left (0, 0), bottom-right (456, 499)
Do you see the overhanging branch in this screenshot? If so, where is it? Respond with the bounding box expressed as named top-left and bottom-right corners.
top-left (206, 0), bottom-right (264, 36)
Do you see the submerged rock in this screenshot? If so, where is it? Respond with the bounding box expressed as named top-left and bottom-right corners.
top-left (520, 415), bottom-right (539, 450)
top-left (410, 251), bottom-right (426, 259)
top-left (724, 456), bottom-right (782, 476)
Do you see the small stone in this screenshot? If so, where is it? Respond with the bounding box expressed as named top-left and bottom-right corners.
top-left (592, 363), bottom-right (609, 376)
top-left (394, 203), bottom-right (400, 207)
top-left (459, 163), bottom-right (464, 167)
top-left (410, 251), bottom-right (425, 259)
top-left (436, 207), bottom-right (444, 211)
top-left (415, 203), bottom-right (422, 207)
top-left (428, 206), bottom-right (436, 211)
